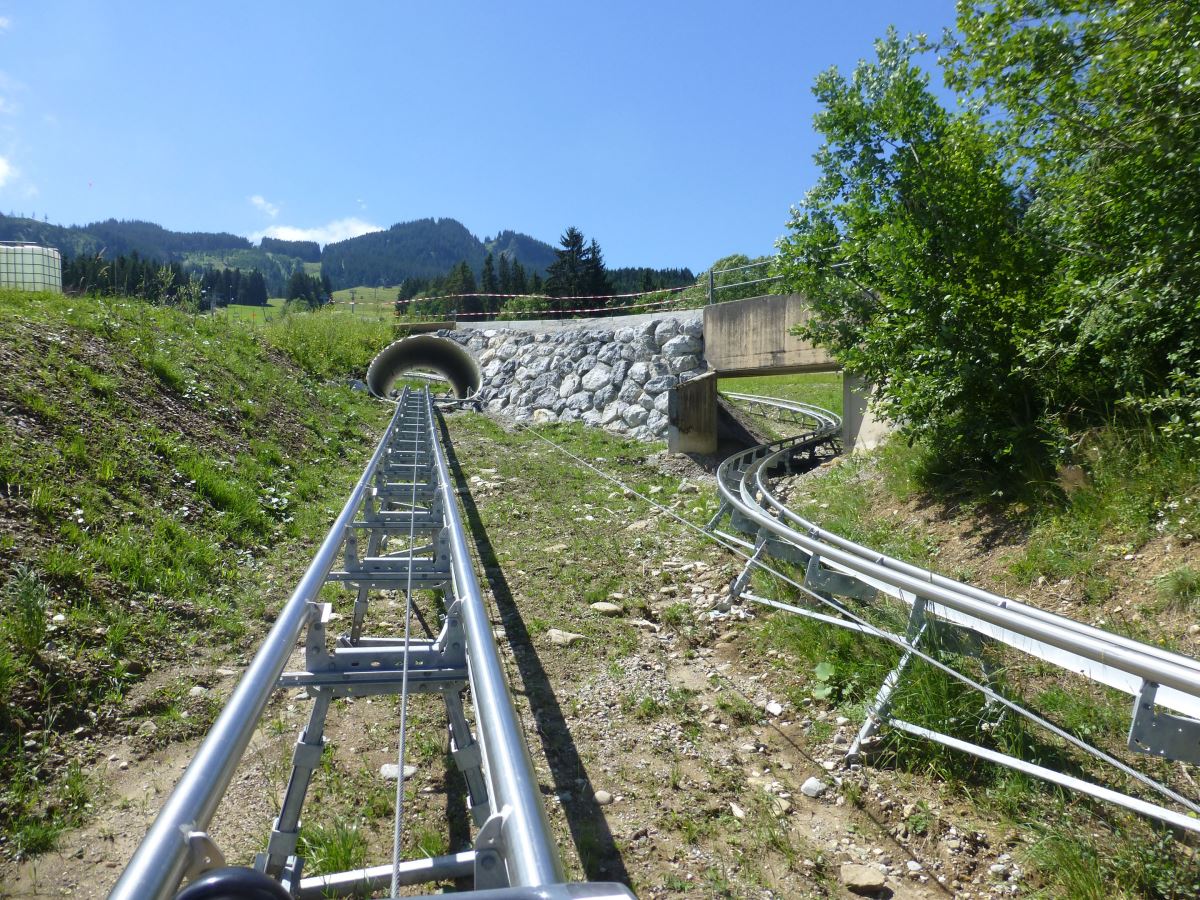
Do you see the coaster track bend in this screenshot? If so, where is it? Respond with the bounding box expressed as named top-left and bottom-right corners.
top-left (711, 392), bottom-right (1200, 833)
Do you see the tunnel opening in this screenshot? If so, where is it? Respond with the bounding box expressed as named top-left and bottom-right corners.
top-left (366, 334), bottom-right (482, 399)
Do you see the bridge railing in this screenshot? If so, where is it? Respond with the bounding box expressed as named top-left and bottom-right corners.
top-left (705, 258), bottom-right (785, 305)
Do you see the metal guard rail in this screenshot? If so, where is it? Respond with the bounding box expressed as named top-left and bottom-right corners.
top-left (111, 387), bottom-right (633, 900)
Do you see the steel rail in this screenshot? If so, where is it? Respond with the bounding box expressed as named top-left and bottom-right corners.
top-left (709, 393), bottom-right (1200, 829)
top-left (751, 451), bottom-right (1200, 679)
top-left (423, 389), bottom-right (565, 888)
top-left (512, 411), bottom-right (1200, 830)
top-left (110, 399), bottom-right (409, 900)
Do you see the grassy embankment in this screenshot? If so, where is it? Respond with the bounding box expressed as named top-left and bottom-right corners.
top-left (0, 290), bottom-right (394, 858)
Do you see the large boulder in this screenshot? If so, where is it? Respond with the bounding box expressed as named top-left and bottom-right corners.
top-left (644, 374), bottom-right (678, 394)
top-left (662, 334), bottom-right (702, 357)
top-left (558, 372), bottom-right (582, 399)
top-left (581, 362), bottom-right (614, 392)
top-left (654, 319), bottom-right (679, 347)
top-left (667, 354), bottom-right (701, 375)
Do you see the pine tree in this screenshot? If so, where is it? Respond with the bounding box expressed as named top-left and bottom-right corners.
top-left (481, 252), bottom-right (498, 295)
top-left (511, 260), bottom-right (528, 295)
top-left (584, 238), bottom-right (612, 299)
top-left (497, 253), bottom-right (511, 294)
top-left (545, 226), bottom-right (588, 307)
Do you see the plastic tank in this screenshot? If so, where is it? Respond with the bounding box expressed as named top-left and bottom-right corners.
top-left (0, 242), bottom-right (62, 292)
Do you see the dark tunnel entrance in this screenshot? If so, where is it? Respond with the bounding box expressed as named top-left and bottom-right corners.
top-left (366, 334), bottom-right (482, 399)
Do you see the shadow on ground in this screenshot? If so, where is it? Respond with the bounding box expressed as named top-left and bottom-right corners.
top-left (439, 414), bottom-right (632, 886)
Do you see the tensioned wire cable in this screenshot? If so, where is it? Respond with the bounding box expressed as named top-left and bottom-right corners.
top-left (506, 417), bottom-right (1200, 817)
top-left (391, 388), bottom-right (424, 897)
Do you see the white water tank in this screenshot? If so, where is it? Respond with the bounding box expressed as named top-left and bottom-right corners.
top-left (0, 242), bottom-right (62, 292)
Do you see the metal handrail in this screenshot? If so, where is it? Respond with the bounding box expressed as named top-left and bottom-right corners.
top-left (110, 398), bottom-right (409, 900)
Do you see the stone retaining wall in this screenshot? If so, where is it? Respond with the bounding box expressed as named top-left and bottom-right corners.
top-left (441, 315), bottom-right (705, 441)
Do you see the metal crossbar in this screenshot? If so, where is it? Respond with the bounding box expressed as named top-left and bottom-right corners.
top-left (709, 395), bottom-right (1200, 833)
top-left (110, 387), bottom-right (634, 900)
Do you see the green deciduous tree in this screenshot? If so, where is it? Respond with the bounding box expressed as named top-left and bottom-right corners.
top-left (780, 2), bottom-right (1200, 474)
top-left (944, 0), bottom-right (1200, 442)
top-left (778, 31), bottom-right (1055, 469)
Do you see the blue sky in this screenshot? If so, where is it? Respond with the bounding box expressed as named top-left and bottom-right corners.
top-left (0, 2), bottom-right (957, 271)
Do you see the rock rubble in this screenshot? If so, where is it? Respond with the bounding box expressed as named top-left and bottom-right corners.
top-left (442, 316), bottom-right (706, 441)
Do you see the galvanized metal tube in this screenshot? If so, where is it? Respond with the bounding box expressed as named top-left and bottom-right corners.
top-left (888, 719), bottom-right (1200, 835)
top-left (747, 443), bottom-right (1200, 675)
top-left (109, 396), bottom-right (409, 900)
top-left (716, 441), bottom-right (1200, 699)
top-left (424, 390), bottom-right (565, 887)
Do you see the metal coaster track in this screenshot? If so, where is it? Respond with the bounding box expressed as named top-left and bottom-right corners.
top-left (709, 393), bottom-right (1200, 833)
top-left (110, 386), bottom-right (633, 900)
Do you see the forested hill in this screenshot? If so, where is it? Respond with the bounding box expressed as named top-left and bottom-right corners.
top-left (321, 218), bottom-right (557, 290)
top-left (0, 214), bottom-right (251, 260)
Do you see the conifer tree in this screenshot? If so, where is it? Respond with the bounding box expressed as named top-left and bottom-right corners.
top-left (481, 252), bottom-right (498, 295)
top-left (497, 253), bottom-right (511, 293)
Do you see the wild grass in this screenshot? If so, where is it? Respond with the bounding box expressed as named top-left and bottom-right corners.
top-left (718, 371), bottom-right (843, 417)
top-left (263, 307), bottom-right (396, 379)
top-left (297, 821), bottom-right (368, 876)
top-left (0, 288), bottom-right (391, 855)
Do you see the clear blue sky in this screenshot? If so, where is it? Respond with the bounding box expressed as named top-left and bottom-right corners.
top-left (0, 1), bottom-right (957, 271)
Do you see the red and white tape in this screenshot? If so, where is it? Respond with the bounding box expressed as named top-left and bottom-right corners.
top-left (394, 283), bottom-right (691, 308)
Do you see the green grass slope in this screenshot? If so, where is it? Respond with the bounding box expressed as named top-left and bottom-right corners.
top-left (0, 290), bottom-right (392, 858)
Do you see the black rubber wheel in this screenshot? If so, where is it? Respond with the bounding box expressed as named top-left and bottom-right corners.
top-left (175, 867), bottom-right (291, 900)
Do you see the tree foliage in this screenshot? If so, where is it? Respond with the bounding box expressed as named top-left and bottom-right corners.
top-left (944, 0), bottom-right (1200, 441)
top-left (260, 237), bottom-right (321, 263)
top-left (319, 218), bottom-right (556, 291)
top-left (779, 3), bottom-right (1200, 472)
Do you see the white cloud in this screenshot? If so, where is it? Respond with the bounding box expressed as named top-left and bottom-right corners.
top-left (0, 97), bottom-right (14, 115)
top-left (0, 156), bottom-right (14, 189)
top-left (252, 217), bottom-right (383, 247)
top-left (0, 17), bottom-right (11, 33)
top-left (249, 194), bottom-right (279, 218)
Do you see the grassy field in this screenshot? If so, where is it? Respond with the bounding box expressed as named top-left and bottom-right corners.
top-left (330, 286), bottom-right (397, 309)
top-left (718, 371), bottom-right (843, 419)
top-left (220, 297), bottom-right (286, 323)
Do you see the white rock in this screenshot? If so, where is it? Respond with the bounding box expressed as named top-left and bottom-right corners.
top-left (547, 628), bottom-right (585, 647)
top-left (730, 802), bottom-right (746, 820)
top-left (840, 863), bottom-right (887, 895)
top-left (590, 601), bottom-right (622, 616)
top-left (765, 700), bottom-right (784, 717)
top-left (580, 363), bottom-right (613, 392)
top-left (662, 334), bottom-right (703, 356)
top-left (380, 763), bottom-right (418, 781)
top-left (594, 790), bottom-right (613, 805)
top-left (800, 777), bottom-right (827, 798)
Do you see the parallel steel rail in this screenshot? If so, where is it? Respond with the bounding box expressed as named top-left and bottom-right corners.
top-left (111, 387), bottom-right (633, 900)
top-left (710, 394), bottom-right (1200, 833)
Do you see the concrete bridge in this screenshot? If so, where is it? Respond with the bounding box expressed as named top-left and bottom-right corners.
top-left (670, 294), bottom-right (884, 455)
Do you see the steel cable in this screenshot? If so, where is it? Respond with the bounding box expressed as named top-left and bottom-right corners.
top-left (391, 388), bottom-right (423, 897)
